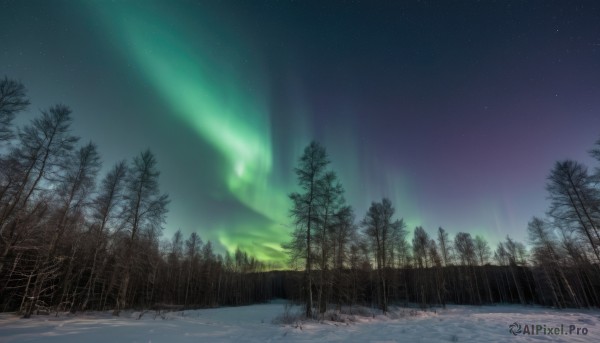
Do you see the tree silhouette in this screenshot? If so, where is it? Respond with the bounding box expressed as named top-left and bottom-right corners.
top-left (286, 141), bottom-right (330, 318)
top-left (114, 150), bottom-right (169, 315)
top-left (547, 160), bottom-right (600, 263)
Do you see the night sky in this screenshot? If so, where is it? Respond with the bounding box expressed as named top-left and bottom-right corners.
top-left (1, 0), bottom-right (599, 266)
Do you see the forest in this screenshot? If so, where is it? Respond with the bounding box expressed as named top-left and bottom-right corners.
top-left (1, 76), bottom-right (599, 319)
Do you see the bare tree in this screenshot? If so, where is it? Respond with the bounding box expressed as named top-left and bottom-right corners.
top-left (184, 232), bottom-right (202, 307)
top-left (51, 142), bottom-right (101, 310)
top-left (413, 226), bottom-right (430, 268)
top-left (114, 150), bottom-right (169, 315)
top-left (286, 141), bottom-right (329, 318)
top-left (167, 230), bottom-right (184, 303)
top-left (81, 161), bottom-right (127, 310)
top-left (454, 233), bottom-right (476, 266)
top-left (314, 171), bottom-right (344, 315)
top-left (0, 105), bottom-right (78, 274)
top-left (474, 236), bottom-right (491, 266)
top-left (528, 217), bottom-right (579, 308)
top-left (362, 198), bottom-right (402, 313)
top-left (412, 226), bottom-right (431, 307)
top-left (49, 142), bottom-right (101, 256)
top-left (547, 160), bottom-right (600, 263)
top-left (503, 236), bottom-right (528, 305)
top-left (474, 235), bottom-right (493, 303)
top-left (331, 205), bottom-right (355, 309)
top-left (437, 227), bottom-right (452, 266)
top-left (453, 232), bottom-right (481, 304)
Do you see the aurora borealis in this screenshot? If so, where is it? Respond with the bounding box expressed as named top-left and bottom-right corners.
top-left (90, 3), bottom-right (291, 259)
top-left (1, 1), bottom-right (599, 266)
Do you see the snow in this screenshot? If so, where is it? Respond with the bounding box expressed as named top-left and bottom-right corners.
top-left (0, 302), bottom-right (599, 342)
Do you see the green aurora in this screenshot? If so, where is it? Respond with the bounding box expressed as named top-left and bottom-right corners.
top-left (90, 3), bottom-right (293, 263)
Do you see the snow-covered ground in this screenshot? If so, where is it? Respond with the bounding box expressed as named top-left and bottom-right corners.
top-left (0, 301), bottom-right (598, 342)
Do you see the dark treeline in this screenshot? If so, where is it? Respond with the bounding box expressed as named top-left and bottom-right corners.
top-left (0, 77), bottom-right (277, 316)
top-left (2, 77), bottom-right (600, 318)
top-left (285, 140), bottom-right (600, 318)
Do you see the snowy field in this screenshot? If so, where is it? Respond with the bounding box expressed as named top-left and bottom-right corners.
top-left (0, 301), bottom-right (598, 342)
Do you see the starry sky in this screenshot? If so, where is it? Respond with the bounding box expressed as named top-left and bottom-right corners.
top-left (1, 0), bottom-right (599, 266)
